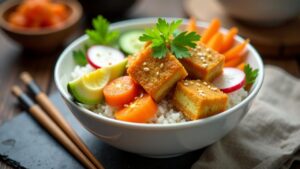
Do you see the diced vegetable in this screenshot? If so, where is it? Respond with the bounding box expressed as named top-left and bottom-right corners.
top-left (103, 76), bottom-right (139, 108)
top-left (207, 32), bottom-right (223, 52)
top-left (200, 18), bottom-right (221, 44)
top-left (119, 30), bottom-right (145, 54)
top-left (67, 68), bottom-right (110, 104)
top-left (114, 94), bottom-right (157, 123)
top-left (213, 68), bottom-right (245, 93)
top-left (87, 45), bottom-right (125, 69)
top-left (224, 39), bottom-right (249, 61)
top-left (219, 27), bottom-right (238, 53)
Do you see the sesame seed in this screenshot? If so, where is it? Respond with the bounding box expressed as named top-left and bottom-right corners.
top-left (196, 83), bottom-right (200, 86)
top-left (124, 104), bottom-right (129, 107)
top-left (202, 63), bottom-right (208, 68)
top-left (143, 67), bottom-right (150, 71)
top-left (199, 92), bottom-right (206, 96)
top-left (190, 81), bottom-right (194, 84)
top-left (160, 63), bottom-right (164, 68)
top-left (156, 72), bottom-right (160, 76)
top-left (184, 82), bottom-right (189, 86)
top-left (203, 82), bottom-right (208, 85)
top-left (143, 62), bottom-right (147, 66)
top-left (211, 87), bottom-right (218, 91)
top-left (207, 85), bottom-right (211, 89)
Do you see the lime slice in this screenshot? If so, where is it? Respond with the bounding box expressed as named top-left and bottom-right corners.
top-left (68, 68), bottom-right (110, 104)
top-left (107, 58), bottom-right (128, 80)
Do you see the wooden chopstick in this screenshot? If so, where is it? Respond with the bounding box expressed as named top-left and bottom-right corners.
top-left (11, 86), bottom-right (97, 169)
top-left (20, 72), bottom-right (104, 169)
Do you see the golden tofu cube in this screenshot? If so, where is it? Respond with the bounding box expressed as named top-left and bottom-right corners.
top-left (127, 47), bottom-right (188, 102)
top-left (173, 80), bottom-right (228, 120)
top-left (180, 42), bottom-right (224, 82)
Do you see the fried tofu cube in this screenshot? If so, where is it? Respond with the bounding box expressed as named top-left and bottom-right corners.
top-left (180, 42), bottom-right (224, 82)
top-left (173, 80), bottom-right (228, 120)
top-left (127, 47), bottom-right (188, 102)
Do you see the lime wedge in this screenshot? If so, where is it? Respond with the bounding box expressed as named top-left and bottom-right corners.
top-left (68, 68), bottom-right (110, 104)
top-left (107, 58), bottom-right (128, 80)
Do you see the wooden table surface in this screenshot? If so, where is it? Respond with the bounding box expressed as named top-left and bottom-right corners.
top-left (0, 0), bottom-right (299, 168)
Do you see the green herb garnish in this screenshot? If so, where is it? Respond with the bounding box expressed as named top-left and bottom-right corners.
top-left (86, 15), bottom-right (120, 45)
top-left (244, 64), bottom-right (259, 85)
top-left (72, 45), bottom-right (89, 66)
top-left (139, 18), bottom-right (200, 59)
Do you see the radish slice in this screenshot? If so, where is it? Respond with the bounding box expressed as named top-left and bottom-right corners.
top-left (87, 45), bottom-right (125, 69)
top-left (213, 68), bottom-right (245, 93)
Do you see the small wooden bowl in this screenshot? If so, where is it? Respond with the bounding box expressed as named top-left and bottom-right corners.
top-left (0, 0), bottom-right (82, 52)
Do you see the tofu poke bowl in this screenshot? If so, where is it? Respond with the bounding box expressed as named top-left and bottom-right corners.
top-left (54, 16), bottom-right (264, 157)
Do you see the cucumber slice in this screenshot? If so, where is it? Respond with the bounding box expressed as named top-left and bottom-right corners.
top-left (119, 30), bottom-right (145, 55)
top-left (68, 68), bottom-right (110, 104)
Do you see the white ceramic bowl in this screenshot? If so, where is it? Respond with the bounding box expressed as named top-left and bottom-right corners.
top-left (55, 18), bottom-right (264, 158)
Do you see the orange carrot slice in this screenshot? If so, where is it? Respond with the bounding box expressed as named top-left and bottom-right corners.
top-left (224, 39), bottom-right (250, 61)
top-left (224, 56), bottom-right (244, 67)
top-left (206, 32), bottom-right (223, 52)
top-left (114, 94), bottom-right (157, 123)
top-left (200, 18), bottom-right (221, 44)
top-left (220, 27), bottom-right (238, 53)
top-left (103, 76), bottom-right (139, 108)
top-left (237, 62), bottom-right (245, 70)
top-left (187, 17), bottom-right (198, 33)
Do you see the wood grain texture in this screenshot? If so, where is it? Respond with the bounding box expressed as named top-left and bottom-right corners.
top-left (0, 33), bottom-right (58, 124)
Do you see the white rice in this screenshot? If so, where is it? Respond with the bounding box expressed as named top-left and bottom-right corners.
top-left (70, 64), bottom-right (248, 124)
top-left (227, 88), bottom-right (248, 108)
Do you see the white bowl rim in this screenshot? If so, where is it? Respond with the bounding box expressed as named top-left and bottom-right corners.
top-left (54, 17), bottom-right (264, 131)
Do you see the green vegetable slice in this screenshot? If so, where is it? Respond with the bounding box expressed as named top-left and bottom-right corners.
top-left (119, 31), bottom-right (145, 55)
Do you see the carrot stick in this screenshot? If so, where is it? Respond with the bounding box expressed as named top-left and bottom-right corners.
top-left (220, 27), bottom-right (238, 53)
top-left (187, 17), bottom-right (198, 33)
top-left (206, 32), bottom-right (223, 52)
top-left (200, 18), bottom-right (221, 44)
top-left (224, 56), bottom-right (244, 67)
top-left (237, 62), bottom-right (245, 70)
top-left (224, 39), bottom-right (250, 61)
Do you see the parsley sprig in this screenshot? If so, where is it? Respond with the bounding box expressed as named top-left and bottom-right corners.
top-left (244, 64), bottom-right (259, 85)
top-left (86, 16), bottom-right (120, 45)
top-left (139, 18), bottom-right (200, 59)
top-left (73, 16), bottom-right (119, 65)
top-left (72, 45), bottom-right (89, 66)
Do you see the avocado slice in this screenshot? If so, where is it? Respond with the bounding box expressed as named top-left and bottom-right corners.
top-left (68, 68), bottom-right (110, 105)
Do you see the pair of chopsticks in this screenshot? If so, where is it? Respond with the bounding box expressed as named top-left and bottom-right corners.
top-left (11, 72), bottom-right (104, 169)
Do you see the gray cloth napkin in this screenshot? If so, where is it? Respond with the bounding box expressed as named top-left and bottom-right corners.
top-left (192, 65), bottom-right (300, 169)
